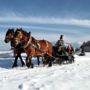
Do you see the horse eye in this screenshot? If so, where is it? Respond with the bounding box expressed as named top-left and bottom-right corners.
top-left (6, 36), bottom-right (8, 38)
top-left (17, 31), bottom-right (20, 35)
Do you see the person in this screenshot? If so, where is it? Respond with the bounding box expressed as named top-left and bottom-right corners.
top-left (79, 42), bottom-right (85, 56)
top-left (55, 35), bottom-right (64, 47)
top-left (55, 35), bottom-right (67, 56)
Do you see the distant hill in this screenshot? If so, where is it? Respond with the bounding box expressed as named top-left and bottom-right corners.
top-left (80, 41), bottom-right (90, 52)
top-left (84, 41), bottom-right (90, 46)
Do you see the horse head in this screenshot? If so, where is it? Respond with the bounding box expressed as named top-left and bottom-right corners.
top-left (14, 28), bottom-right (31, 47)
top-left (4, 28), bottom-right (14, 43)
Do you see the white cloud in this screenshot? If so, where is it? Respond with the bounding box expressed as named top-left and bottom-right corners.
top-left (0, 15), bottom-right (90, 28)
top-left (0, 13), bottom-right (90, 43)
top-left (0, 24), bottom-right (83, 38)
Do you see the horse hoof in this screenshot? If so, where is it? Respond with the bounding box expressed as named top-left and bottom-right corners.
top-left (26, 63), bottom-right (30, 68)
top-left (12, 65), bottom-right (18, 68)
top-left (22, 63), bottom-right (25, 67)
top-left (31, 63), bottom-right (34, 68)
top-left (48, 63), bottom-right (52, 67)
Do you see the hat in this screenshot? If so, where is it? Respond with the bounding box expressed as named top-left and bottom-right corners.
top-left (60, 35), bottom-right (63, 40)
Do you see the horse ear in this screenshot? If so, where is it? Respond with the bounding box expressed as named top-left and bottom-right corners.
top-left (16, 28), bottom-right (18, 30)
top-left (20, 28), bottom-right (22, 30)
top-left (28, 32), bottom-right (31, 36)
top-left (12, 28), bottom-right (14, 32)
top-left (28, 32), bottom-right (31, 40)
top-left (8, 28), bottom-right (10, 31)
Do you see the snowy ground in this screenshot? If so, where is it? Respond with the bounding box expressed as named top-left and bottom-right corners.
top-left (0, 51), bottom-right (90, 90)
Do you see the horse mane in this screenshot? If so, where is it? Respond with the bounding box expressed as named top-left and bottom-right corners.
top-left (6, 28), bottom-right (14, 35)
top-left (15, 28), bottom-right (39, 46)
top-left (15, 28), bottom-right (29, 37)
top-left (32, 36), bottom-right (37, 41)
top-left (21, 29), bottom-right (29, 37)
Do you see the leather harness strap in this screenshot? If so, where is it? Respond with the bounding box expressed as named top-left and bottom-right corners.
top-left (24, 35), bottom-right (32, 49)
top-left (45, 40), bottom-right (49, 53)
top-left (24, 35), bottom-right (44, 53)
top-left (36, 40), bottom-right (40, 49)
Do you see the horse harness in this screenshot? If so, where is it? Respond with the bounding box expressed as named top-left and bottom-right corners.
top-left (23, 35), bottom-right (49, 55)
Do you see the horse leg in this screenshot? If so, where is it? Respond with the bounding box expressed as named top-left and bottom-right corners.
top-left (37, 56), bottom-right (40, 66)
top-left (42, 57), bottom-right (45, 66)
top-left (43, 54), bottom-right (47, 66)
top-left (19, 55), bottom-right (25, 67)
top-left (26, 57), bottom-right (29, 68)
top-left (26, 56), bottom-right (33, 68)
top-left (12, 55), bottom-right (18, 68)
top-left (26, 56), bottom-right (28, 64)
top-left (44, 53), bottom-right (52, 67)
top-left (48, 57), bottom-right (52, 67)
top-left (30, 57), bottom-right (34, 68)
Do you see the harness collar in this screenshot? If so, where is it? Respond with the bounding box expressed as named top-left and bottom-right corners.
top-left (24, 35), bottom-right (32, 49)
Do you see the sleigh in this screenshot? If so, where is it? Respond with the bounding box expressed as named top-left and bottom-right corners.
top-left (52, 44), bottom-right (75, 65)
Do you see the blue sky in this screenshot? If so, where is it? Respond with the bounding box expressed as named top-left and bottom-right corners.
top-left (0, 0), bottom-right (90, 43)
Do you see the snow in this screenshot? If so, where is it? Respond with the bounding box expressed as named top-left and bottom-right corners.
top-left (0, 51), bottom-right (90, 90)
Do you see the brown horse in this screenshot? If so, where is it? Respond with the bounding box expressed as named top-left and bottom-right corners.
top-left (4, 28), bottom-right (25, 67)
top-left (14, 28), bottom-right (53, 68)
